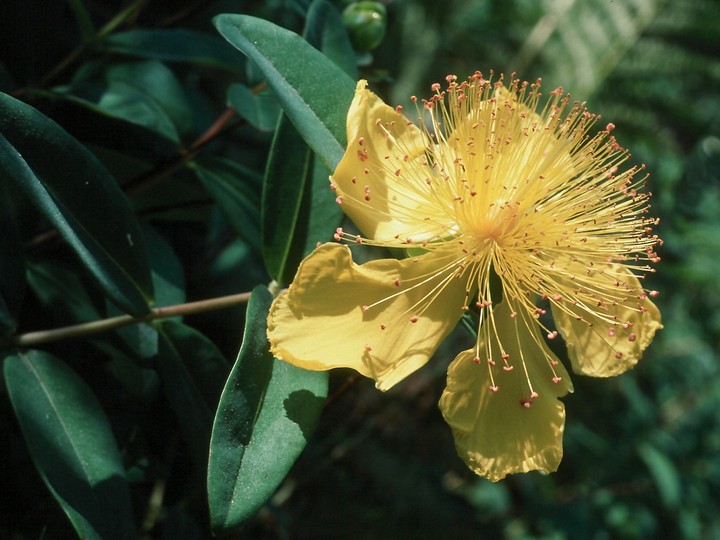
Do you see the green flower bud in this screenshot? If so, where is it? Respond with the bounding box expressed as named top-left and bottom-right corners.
top-left (342, 2), bottom-right (387, 53)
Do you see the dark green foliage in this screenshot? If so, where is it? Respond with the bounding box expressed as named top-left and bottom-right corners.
top-left (5, 350), bottom-right (136, 540)
top-left (0, 0), bottom-right (717, 538)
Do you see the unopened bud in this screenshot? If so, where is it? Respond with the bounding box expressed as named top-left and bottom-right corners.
top-left (342, 2), bottom-right (388, 52)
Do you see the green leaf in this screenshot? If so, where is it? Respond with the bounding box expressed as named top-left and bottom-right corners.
top-left (302, 156), bottom-right (344, 252)
top-left (0, 179), bottom-right (24, 334)
top-left (159, 320), bottom-right (229, 411)
top-left (226, 84), bottom-right (281, 131)
top-left (130, 167), bottom-right (211, 223)
top-left (37, 93), bottom-right (179, 163)
top-left (101, 29), bottom-right (245, 73)
top-left (66, 0), bottom-right (95, 42)
top-left (109, 223), bottom-right (184, 359)
top-left (57, 60), bottom-right (195, 144)
top-left (207, 286), bottom-right (328, 532)
top-left (4, 350), bottom-right (136, 540)
top-left (262, 123), bottom-right (342, 285)
top-left (213, 14), bottom-right (355, 171)
top-left (27, 260), bottom-right (103, 324)
top-left (156, 321), bottom-right (218, 469)
top-left (192, 156), bottom-right (262, 250)
top-left (0, 93), bottom-right (153, 317)
top-left (638, 443), bottom-right (682, 509)
top-left (97, 61), bottom-right (195, 143)
top-left (304, 0), bottom-right (359, 78)
top-left (0, 294), bottom-right (13, 336)
top-left (260, 3), bottom-right (349, 285)
top-left (510, 0), bottom-right (662, 98)
top-left (143, 221), bottom-right (185, 309)
top-left (261, 113), bottom-right (313, 284)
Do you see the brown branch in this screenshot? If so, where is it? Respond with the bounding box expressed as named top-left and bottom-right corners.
top-left (0, 291), bottom-right (253, 349)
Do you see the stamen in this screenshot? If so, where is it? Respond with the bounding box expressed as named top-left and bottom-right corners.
top-left (333, 73), bottom-right (660, 420)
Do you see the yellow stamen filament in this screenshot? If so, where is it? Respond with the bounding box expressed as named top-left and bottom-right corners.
top-left (332, 72), bottom-right (661, 403)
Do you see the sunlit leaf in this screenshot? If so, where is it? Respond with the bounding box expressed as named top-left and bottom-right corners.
top-left (260, 2), bottom-right (350, 284)
top-left (214, 14), bottom-right (355, 171)
top-left (207, 286), bottom-right (328, 532)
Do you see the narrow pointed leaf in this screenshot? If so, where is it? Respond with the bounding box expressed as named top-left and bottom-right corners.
top-left (304, 0), bottom-right (359, 79)
top-left (259, 2), bottom-right (350, 284)
top-left (208, 286), bottom-right (328, 533)
top-left (302, 156), bottom-right (344, 253)
top-left (261, 113), bottom-right (313, 284)
top-left (27, 260), bottom-right (103, 324)
top-left (226, 84), bottom-right (281, 131)
top-left (101, 29), bottom-right (245, 73)
top-left (0, 93), bottom-right (153, 316)
top-left (97, 62), bottom-right (194, 143)
top-left (0, 294), bottom-right (13, 335)
top-left (66, 0), bottom-right (96, 41)
top-left (193, 157), bottom-right (262, 249)
top-left (0, 179), bottom-right (24, 334)
top-left (109, 222), bottom-right (185, 359)
top-left (213, 14), bottom-right (355, 171)
top-left (159, 319), bottom-right (229, 412)
top-left (4, 350), bottom-right (135, 540)
top-left (262, 138), bottom-right (343, 286)
top-left (39, 94), bottom-right (179, 163)
top-left (143, 221), bottom-right (185, 309)
top-left (156, 322), bottom-right (217, 470)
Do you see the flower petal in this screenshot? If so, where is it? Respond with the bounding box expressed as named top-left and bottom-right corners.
top-left (267, 243), bottom-right (469, 390)
top-left (332, 81), bottom-right (454, 242)
top-left (551, 265), bottom-right (662, 377)
top-left (439, 301), bottom-right (572, 482)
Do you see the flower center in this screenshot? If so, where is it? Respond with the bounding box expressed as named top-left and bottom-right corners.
top-left (462, 201), bottom-right (523, 256)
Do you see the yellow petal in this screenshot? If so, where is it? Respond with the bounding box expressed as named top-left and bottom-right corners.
top-left (551, 265), bottom-right (663, 377)
top-left (439, 301), bottom-right (573, 482)
top-left (332, 81), bottom-right (454, 242)
top-left (267, 243), bottom-right (469, 391)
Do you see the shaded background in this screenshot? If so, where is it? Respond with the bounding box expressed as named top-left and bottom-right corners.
top-left (2, 0), bottom-right (720, 538)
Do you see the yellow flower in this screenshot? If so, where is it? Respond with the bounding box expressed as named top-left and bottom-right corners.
top-left (267, 72), bottom-right (663, 481)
